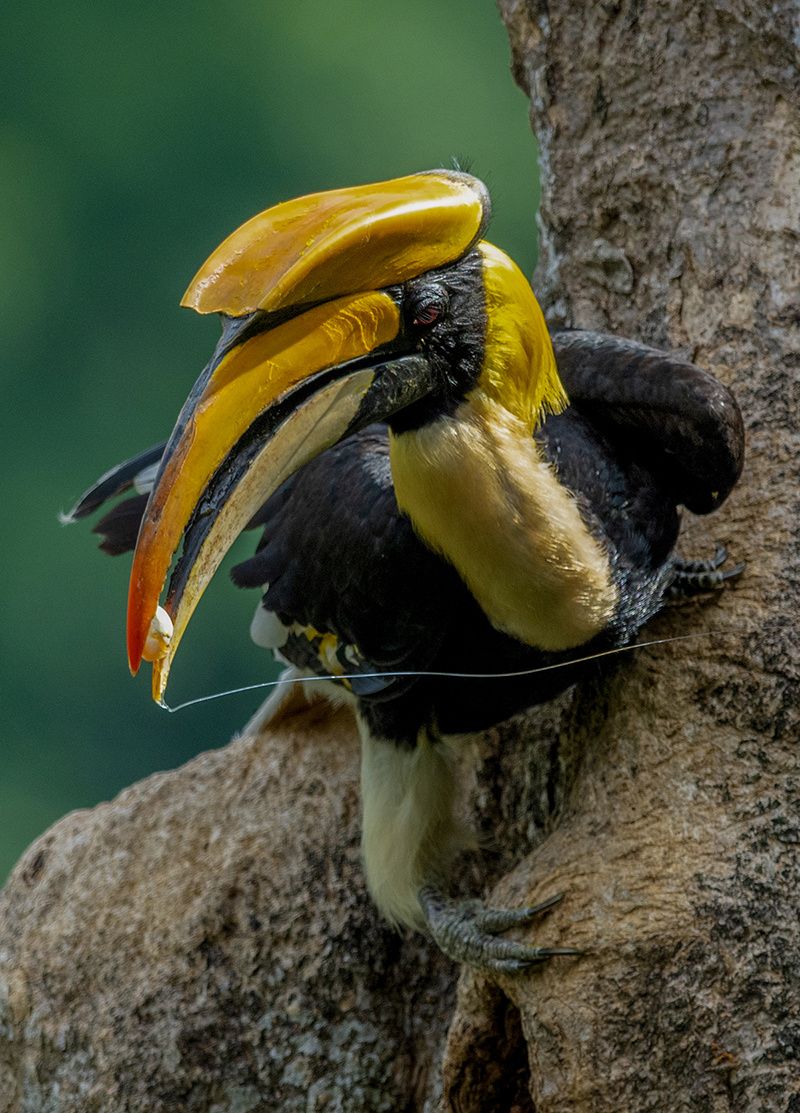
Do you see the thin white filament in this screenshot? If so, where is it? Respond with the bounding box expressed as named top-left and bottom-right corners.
top-left (160, 631), bottom-right (707, 713)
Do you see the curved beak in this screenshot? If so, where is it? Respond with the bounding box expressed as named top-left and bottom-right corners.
top-left (126, 169), bottom-right (490, 701)
top-left (127, 293), bottom-right (437, 702)
top-left (181, 169), bottom-right (488, 317)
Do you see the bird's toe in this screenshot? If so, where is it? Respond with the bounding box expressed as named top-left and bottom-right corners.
top-left (418, 886), bottom-right (579, 973)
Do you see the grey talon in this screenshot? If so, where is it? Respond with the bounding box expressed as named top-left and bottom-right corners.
top-left (476, 892), bottom-right (565, 934)
top-left (418, 886), bottom-right (576, 973)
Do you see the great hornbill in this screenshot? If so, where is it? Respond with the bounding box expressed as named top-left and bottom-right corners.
top-left (67, 171), bottom-right (744, 972)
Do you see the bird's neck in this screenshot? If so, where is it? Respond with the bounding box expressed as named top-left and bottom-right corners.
top-left (388, 391), bottom-right (618, 651)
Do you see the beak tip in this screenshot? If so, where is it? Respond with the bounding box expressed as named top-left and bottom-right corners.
top-left (152, 660), bottom-right (169, 705)
top-left (126, 563), bottom-right (152, 676)
top-left (126, 602), bottom-right (145, 675)
top-left (127, 640), bottom-right (143, 676)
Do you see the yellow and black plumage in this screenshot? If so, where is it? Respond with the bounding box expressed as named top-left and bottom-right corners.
top-left (67, 171), bottom-right (744, 970)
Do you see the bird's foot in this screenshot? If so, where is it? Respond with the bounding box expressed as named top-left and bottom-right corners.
top-left (668, 543), bottom-right (745, 599)
top-left (418, 886), bottom-right (580, 973)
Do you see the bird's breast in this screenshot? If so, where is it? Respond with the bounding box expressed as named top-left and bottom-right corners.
top-left (388, 393), bottom-right (618, 651)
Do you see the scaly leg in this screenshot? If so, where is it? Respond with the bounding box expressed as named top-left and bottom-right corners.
top-left (358, 719), bottom-right (579, 972)
top-left (419, 887), bottom-right (580, 973)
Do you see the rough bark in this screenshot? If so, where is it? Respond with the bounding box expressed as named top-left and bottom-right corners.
top-left (442, 1), bottom-right (799, 1109)
top-left (1, 3), bottom-right (798, 1110)
top-left (0, 708), bottom-right (452, 1112)
top-left (0, 699), bottom-right (561, 1112)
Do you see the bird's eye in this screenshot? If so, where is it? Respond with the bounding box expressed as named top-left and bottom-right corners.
top-left (410, 291), bottom-right (448, 329)
top-left (413, 303), bottom-right (441, 327)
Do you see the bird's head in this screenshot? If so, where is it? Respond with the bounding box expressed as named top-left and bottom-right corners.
top-left (126, 171), bottom-right (567, 701)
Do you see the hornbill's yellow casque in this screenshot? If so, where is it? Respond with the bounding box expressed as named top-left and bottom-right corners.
top-left (67, 171), bottom-right (744, 972)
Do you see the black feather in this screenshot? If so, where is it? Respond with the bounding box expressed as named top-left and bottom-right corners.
top-left (75, 330), bottom-right (743, 744)
top-left (93, 495), bottom-right (149, 555)
top-left (66, 442), bottom-right (165, 520)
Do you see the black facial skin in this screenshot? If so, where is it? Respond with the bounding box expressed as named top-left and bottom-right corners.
top-left (386, 248), bottom-right (487, 434)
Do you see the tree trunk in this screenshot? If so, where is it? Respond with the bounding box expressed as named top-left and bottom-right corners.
top-left (442, 1), bottom-right (800, 1109)
top-left (1, 3), bottom-right (798, 1110)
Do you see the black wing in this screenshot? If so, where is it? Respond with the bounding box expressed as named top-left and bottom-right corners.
top-left (230, 426), bottom-right (457, 698)
top-left (63, 442), bottom-right (166, 555)
top-left (551, 331), bottom-right (744, 514)
top-left (64, 442), bottom-right (166, 521)
top-left (70, 332), bottom-right (743, 720)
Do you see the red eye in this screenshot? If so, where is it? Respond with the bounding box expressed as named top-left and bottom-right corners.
top-left (413, 303), bottom-right (441, 327)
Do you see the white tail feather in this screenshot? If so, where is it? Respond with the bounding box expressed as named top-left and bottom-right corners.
top-left (358, 720), bottom-right (472, 931)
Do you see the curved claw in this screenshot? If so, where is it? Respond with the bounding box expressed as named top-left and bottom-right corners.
top-left (669, 541), bottom-right (745, 599)
top-left (477, 891), bottom-right (566, 933)
top-left (419, 886), bottom-right (580, 973)
top-left (673, 542), bottom-right (728, 575)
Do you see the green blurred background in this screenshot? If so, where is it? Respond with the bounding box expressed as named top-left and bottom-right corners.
top-left (1, 0), bottom-right (539, 880)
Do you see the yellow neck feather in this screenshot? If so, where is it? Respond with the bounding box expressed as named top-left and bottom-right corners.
top-left (476, 242), bottom-right (568, 429)
top-left (389, 393), bottom-right (618, 651)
